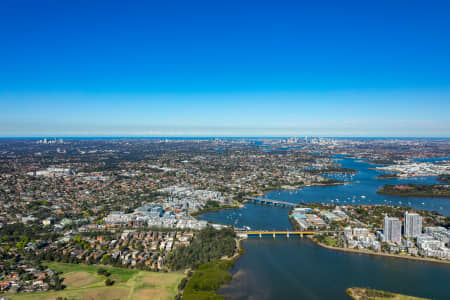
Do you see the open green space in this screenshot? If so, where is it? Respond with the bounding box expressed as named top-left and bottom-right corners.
top-left (314, 234), bottom-right (339, 247)
top-left (182, 260), bottom-right (234, 300)
top-left (7, 262), bottom-right (184, 300)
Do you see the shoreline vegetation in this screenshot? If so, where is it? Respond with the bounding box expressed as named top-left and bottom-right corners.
top-left (346, 287), bottom-right (430, 300)
top-left (377, 183), bottom-right (450, 198)
top-left (377, 174), bottom-right (401, 179)
top-left (190, 201), bottom-right (243, 217)
top-left (181, 259), bottom-right (233, 300)
top-left (166, 227), bottom-right (242, 300)
top-left (310, 237), bottom-right (450, 265)
top-left (437, 174), bottom-right (450, 183)
top-left (180, 240), bottom-right (245, 300)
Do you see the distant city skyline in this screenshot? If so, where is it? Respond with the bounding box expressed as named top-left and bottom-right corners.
top-left (1, 1), bottom-right (449, 137)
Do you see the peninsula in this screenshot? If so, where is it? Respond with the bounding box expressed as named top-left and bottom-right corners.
top-left (377, 184), bottom-right (450, 198)
top-left (346, 287), bottom-right (430, 300)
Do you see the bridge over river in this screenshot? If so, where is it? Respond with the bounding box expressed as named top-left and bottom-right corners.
top-left (236, 230), bottom-right (315, 239)
top-left (235, 230), bottom-right (342, 239)
top-left (245, 197), bottom-right (297, 207)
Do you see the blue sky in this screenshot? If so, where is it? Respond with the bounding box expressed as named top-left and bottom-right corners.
top-left (1, 0), bottom-right (449, 137)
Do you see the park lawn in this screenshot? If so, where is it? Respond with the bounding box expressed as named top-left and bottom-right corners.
top-left (47, 262), bottom-right (139, 284)
top-left (324, 236), bottom-right (338, 246)
top-left (131, 272), bottom-right (184, 300)
top-left (8, 262), bottom-right (185, 300)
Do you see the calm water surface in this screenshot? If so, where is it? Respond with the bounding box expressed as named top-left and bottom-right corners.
top-left (221, 238), bottom-right (450, 300)
top-left (198, 158), bottom-right (450, 299)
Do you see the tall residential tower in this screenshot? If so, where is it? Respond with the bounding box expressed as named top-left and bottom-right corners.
top-left (384, 216), bottom-right (402, 243)
top-left (404, 212), bottom-right (422, 238)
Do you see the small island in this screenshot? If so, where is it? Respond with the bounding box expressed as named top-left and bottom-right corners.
top-left (437, 174), bottom-right (450, 183)
top-left (347, 287), bottom-right (430, 300)
top-left (377, 173), bottom-right (400, 179)
top-left (363, 159), bottom-right (395, 165)
top-left (377, 184), bottom-right (450, 198)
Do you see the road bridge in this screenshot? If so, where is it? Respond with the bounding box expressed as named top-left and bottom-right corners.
top-left (236, 230), bottom-right (315, 239)
top-left (245, 197), bottom-right (297, 207)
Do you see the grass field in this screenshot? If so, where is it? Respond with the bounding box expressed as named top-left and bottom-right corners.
top-left (7, 263), bottom-right (184, 300)
top-left (323, 236), bottom-right (338, 246)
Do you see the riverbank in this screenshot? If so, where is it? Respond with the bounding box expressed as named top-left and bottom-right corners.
top-left (190, 203), bottom-right (243, 217)
top-left (346, 287), bottom-right (430, 300)
top-left (198, 156), bottom-right (450, 299)
top-left (311, 237), bottom-right (450, 265)
top-left (179, 231), bottom-right (245, 300)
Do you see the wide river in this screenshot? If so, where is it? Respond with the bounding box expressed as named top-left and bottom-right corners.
top-left (198, 157), bottom-right (450, 299)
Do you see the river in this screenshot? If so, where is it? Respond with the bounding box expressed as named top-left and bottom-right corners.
top-left (198, 157), bottom-right (450, 299)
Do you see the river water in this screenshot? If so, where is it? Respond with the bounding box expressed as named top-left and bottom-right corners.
top-left (198, 158), bottom-right (450, 299)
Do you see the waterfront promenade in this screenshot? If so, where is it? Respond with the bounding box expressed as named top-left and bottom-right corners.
top-left (313, 238), bottom-right (450, 265)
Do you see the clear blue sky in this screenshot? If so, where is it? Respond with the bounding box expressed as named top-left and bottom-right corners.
top-left (1, 0), bottom-right (449, 137)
